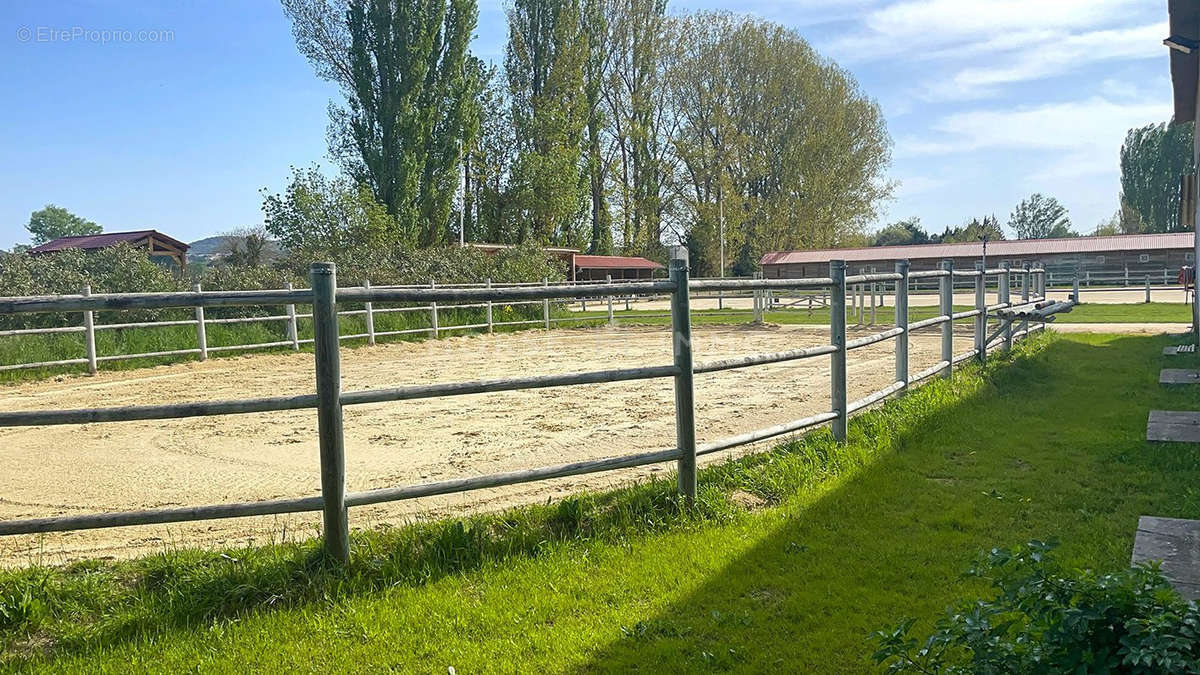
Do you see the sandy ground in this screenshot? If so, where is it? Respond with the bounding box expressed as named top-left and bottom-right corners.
top-left (1052, 322), bottom-right (1190, 334)
top-left (0, 324), bottom-right (974, 566)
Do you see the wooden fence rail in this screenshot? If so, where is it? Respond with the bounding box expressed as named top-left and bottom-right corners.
top-left (0, 259), bottom-right (1053, 563)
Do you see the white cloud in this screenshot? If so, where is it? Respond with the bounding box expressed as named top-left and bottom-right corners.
top-left (896, 96), bottom-right (1170, 179)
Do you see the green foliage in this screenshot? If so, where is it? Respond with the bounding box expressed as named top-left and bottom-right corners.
top-left (872, 541), bottom-right (1200, 673)
top-left (873, 217), bottom-right (930, 247)
top-left (1119, 121), bottom-right (1195, 233)
top-left (25, 205), bottom-right (101, 245)
top-left (260, 165), bottom-right (401, 253)
top-left (1008, 193), bottom-right (1076, 240)
top-left (506, 0), bottom-right (590, 247)
top-left (937, 215), bottom-right (1004, 243)
top-left (282, 0), bottom-right (480, 246)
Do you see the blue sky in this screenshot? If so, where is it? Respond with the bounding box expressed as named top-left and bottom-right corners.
top-left (0, 0), bottom-right (1173, 249)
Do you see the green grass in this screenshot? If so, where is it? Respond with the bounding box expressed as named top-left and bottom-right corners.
top-left (3, 331), bottom-right (1198, 672)
top-left (1062, 302), bottom-right (1192, 323)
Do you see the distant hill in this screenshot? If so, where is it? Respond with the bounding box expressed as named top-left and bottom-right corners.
top-left (188, 235), bottom-right (282, 263)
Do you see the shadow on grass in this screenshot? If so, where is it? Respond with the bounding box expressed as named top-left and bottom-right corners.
top-left (571, 333), bottom-right (1200, 672)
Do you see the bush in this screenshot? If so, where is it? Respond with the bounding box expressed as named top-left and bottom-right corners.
top-left (871, 541), bottom-right (1200, 673)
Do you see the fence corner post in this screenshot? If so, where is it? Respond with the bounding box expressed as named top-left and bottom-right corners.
top-left (830, 259), bottom-right (847, 441)
top-left (1145, 274), bottom-right (1151, 304)
top-left (485, 278), bottom-right (494, 334)
top-left (894, 260), bottom-right (909, 390)
top-left (669, 256), bottom-right (697, 504)
top-left (363, 279), bottom-right (375, 346)
top-left (310, 262), bottom-right (350, 565)
top-left (1000, 263), bottom-right (1012, 351)
top-left (542, 278), bottom-right (550, 329)
top-left (82, 285), bottom-right (97, 375)
top-left (285, 281), bottom-right (300, 350)
top-left (974, 262), bottom-right (986, 364)
top-left (1072, 270), bottom-right (1081, 304)
top-left (194, 282), bottom-right (208, 362)
top-left (940, 260), bottom-right (953, 378)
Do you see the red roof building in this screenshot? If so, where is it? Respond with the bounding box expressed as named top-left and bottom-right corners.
top-left (29, 230), bottom-right (190, 271)
top-left (571, 254), bottom-right (665, 281)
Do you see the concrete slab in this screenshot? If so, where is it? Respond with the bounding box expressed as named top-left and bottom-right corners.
top-left (1160, 369), bottom-right (1200, 385)
top-left (1146, 410), bottom-right (1200, 442)
top-left (1132, 516), bottom-right (1200, 600)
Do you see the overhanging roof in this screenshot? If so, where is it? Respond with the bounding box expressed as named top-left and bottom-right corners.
top-left (28, 230), bottom-right (189, 254)
top-left (1168, 0), bottom-right (1200, 123)
top-left (573, 254), bottom-right (664, 270)
top-left (761, 233), bottom-right (1195, 266)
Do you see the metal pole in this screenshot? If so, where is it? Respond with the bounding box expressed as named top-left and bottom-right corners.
top-left (542, 278), bottom-right (550, 329)
top-left (940, 260), bottom-right (953, 378)
top-left (310, 262), bottom-right (349, 564)
top-left (894, 260), bottom-right (909, 389)
top-left (1000, 263), bottom-right (1012, 351)
top-left (363, 279), bottom-right (375, 346)
top-left (606, 274), bottom-right (614, 327)
top-left (1021, 264), bottom-right (1030, 340)
top-left (974, 263), bottom-right (986, 364)
top-left (82, 285), bottom-right (97, 375)
top-left (429, 280), bottom-right (439, 339)
top-left (285, 282), bottom-right (299, 350)
top-left (486, 278), bottom-right (494, 333)
top-left (830, 260), bottom-right (848, 442)
top-left (669, 258), bottom-right (697, 503)
top-left (194, 282), bottom-right (207, 361)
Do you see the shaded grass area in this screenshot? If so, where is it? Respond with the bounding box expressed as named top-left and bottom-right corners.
top-left (2, 331), bottom-right (1196, 671)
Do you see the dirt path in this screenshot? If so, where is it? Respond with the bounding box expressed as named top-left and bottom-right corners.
top-left (0, 324), bottom-right (971, 565)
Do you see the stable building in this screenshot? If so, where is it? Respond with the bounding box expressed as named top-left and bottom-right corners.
top-left (761, 233), bottom-right (1195, 281)
top-left (571, 254), bottom-right (665, 281)
top-left (29, 230), bottom-right (190, 271)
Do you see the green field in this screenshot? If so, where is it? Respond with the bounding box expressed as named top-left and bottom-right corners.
top-left (3, 331), bottom-right (1198, 672)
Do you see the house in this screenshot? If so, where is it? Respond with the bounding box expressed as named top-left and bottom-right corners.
top-left (28, 230), bottom-right (190, 271)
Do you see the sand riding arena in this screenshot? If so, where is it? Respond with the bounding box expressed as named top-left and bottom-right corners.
top-left (0, 323), bottom-right (974, 564)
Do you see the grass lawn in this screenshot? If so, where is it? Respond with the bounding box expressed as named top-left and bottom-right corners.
top-left (3, 331), bottom-right (1200, 672)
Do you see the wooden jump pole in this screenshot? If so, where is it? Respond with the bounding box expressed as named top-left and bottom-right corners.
top-left (940, 260), bottom-right (953, 378)
top-left (363, 279), bottom-right (375, 346)
top-left (894, 260), bottom-right (909, 389)
top-left (974, 262), bottom-right (986, 364)
top-left (1000, 263), bottom-right (1012, 351)
top-left (285, 282), bottom-right (300, 350)
top-left (669, 257), bottom-right (697, 503)
top-left (830, 259), bottom-right (848, 441)
top-left (194, 282), bottom-right (207, 361)
top-left (82, 285), bottom-right (97, 375)
top-left (310, 262), bottom-right (350, 565)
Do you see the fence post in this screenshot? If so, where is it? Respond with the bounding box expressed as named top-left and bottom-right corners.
top-left (194, 282), bottom-right (208, 361)
top-left (1072, 271), bottom-right (1080, 304)
top-left (363, 279), bottom-right (375, 346)
top-left (606, 274), bottom-right (614, 327)
top-left (940, 260), bottom-right (953, 378)
top-left (894, 260), bottom-right (909, 390)
top-left (974, 263), bottom-right (986, 364)
top-left (82, 285), bottom-right (97, 375)
top-left (753, 272), bottom-right (764, 324)
top-left (870, 279), bottom-right (877, 326)
top-left (429, 280), bottom-right (439, 339)
top-left (310, 262), bottom-right (350, 565)
top-left (285, 282), bottom-right (300, 350)
top-left (669, 257), bottom-right (697, 504)
top-left (542, 278), bottom-right (550, 329)
top-left (830, 260), bottom-right (848, 442)
top-left (1146, 275), bottom-right (1151, 304)
top-left (1000, 263), bottom-right (1012, 351)
top-left (485, 278), bottom-right (494, 334)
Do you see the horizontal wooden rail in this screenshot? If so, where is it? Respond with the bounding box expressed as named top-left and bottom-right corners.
top-left (846, 327), bottom-right (904, 351)
top-left (908, 315), bottom-right (950, 331)
top-left (693, 344), bottom-right (837, 374)
top-left (688, 278), bottom-right (834, 292)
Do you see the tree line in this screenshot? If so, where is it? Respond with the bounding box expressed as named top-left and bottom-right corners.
top-left (279, 0), bottom-right (893, 276)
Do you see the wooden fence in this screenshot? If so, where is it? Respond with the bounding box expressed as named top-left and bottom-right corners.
top-left (0, 259), bottom-right (1052, 563)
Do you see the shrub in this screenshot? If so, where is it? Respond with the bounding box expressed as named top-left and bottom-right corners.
top-left (871, 540), bottom-right (1200, 673)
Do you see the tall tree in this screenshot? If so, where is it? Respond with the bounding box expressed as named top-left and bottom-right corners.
top-left (282, 0), bottom-right (479, 246)
top-left (872, 217), bottom-right (929, 246)
top-left (581, 0), bottom-right (614, 254)
top-left (937, 216), bottom-right (1004, 243)
top-left (463, 62), bottom-right (517, 244)
top-left (506, 0), bottom-right (589, 246)
top-left (26, 205), bottom-right (101, 244)
top-left (1008, 193), bottom-right (1076, 239)
top-left (1119, 121), bottom-right (1195, 233)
